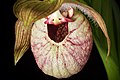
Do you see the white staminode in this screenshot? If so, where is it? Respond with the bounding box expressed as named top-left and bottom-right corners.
top-left (44, 10), bottom-right (73, 26)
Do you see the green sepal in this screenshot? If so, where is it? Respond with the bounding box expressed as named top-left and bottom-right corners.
top-left (13, 0), bottom-right (64, 26)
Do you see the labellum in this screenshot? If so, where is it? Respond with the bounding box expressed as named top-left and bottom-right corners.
top-left (13, 0), bottom-right (110, 79)
top-left (31, 8), bottom-right (92, 78)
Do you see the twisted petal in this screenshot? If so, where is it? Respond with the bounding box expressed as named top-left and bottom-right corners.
top-left (78, 3), bottom-right (110, 60)
top-left (14, 20), bottom-right (32, 65)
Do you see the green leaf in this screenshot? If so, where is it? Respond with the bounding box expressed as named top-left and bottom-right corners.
top-left (111, 0), bottom-right (120, 67)
top-left (81, 0), bottom-right (120, 80)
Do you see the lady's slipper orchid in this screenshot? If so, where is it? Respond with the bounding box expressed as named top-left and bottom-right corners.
top-left (13, 0), bottom-right (110, 78)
